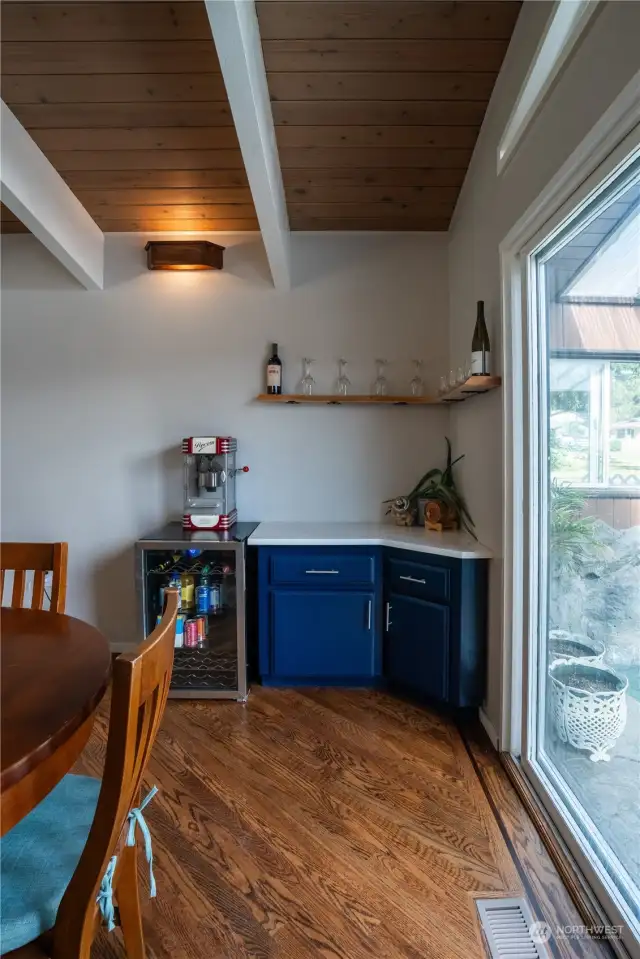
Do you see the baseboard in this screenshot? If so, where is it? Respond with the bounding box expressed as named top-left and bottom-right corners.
top-left (479, 707), bottom-right (500, 750)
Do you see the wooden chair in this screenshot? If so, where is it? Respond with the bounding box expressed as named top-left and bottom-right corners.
top-left (1, 543), bottom-right (68, 613)
top-left (0, 590), bottom-right (179, 959)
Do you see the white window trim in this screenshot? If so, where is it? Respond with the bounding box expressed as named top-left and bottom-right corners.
top-left (498, 0), bottom-right (601, 174)
top-left (500, 107), bottom-right (640, 955)
top-left (519, 153), bottom-right (640, 955)
top-left (499, 71), bottom-right (640, 754)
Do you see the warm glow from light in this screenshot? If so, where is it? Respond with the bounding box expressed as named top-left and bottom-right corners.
top-left (156, 263), bottom-right (211, 271)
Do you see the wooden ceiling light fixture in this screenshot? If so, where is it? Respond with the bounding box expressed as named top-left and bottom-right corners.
top-left (144, 240), bottom-right (225, 271)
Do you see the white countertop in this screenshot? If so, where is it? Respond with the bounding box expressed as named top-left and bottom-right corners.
top-left (247, 522), bottom-right (492, 560)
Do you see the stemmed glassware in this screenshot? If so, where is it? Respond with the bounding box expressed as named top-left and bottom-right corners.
top-left (410, 359), bottom-right (425, 397)
top-left (457, 363), bottom-right (470, 387)
top-left (299, 358), bottom-right (315, 396)
top-left (335, 358), bottom-right (351, 396)
top-left (373, 359), bottom-right (389, 396)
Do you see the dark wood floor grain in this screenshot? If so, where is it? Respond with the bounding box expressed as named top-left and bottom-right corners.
top-left (73, 689), bottom-right (592, 958)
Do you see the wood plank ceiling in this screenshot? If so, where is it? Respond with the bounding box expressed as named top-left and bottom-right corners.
top-left (256, 0), bottom-right (522, 231)
top-left (1, 1), bottom-right (522, 236)
top-left (0, 1), bottom-right (258, 233)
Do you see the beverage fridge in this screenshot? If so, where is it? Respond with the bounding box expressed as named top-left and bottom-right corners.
top-left (135, 521), bottom-right (258, 699)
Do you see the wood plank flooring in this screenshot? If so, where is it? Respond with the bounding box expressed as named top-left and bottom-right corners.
top-left (74, 688), bottom-right (578, 958)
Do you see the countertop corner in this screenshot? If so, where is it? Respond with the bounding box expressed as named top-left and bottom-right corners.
top-left (247, 522), bottom-right (492, 560)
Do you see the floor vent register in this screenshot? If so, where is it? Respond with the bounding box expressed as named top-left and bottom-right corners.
top-left (475, 897), bottom-right (552, 958)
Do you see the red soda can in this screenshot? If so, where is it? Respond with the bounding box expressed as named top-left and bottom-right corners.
top-left (184, 618), bottom-right (198, 648)
top-left (196, 615), bottom-right (207, 647)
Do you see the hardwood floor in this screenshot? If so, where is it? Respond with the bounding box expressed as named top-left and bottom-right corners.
top-left (74, 688), bottom-right (593, 958)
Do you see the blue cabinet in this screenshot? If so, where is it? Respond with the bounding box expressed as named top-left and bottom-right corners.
top-left (384, 548), bottom-right (488, 707)
top-left (258, 547), bottom-right (382, 686)
top-left (271, 590), bottom-right (377, 680)
top-left (385, 593), bottom-right (449, 702)
top-left (256, 544), bottom-right (487, 705)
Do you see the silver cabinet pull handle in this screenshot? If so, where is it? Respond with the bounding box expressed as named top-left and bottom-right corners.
top-left (385, 602), bottom-right (392, 630)
top-left (399, 574), bottom-right (426, 584)
top-left (367, 599), bottom-right (372, 630)
top-left (305, 569), bottom-right (339, 574)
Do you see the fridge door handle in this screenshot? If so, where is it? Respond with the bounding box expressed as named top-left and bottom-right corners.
top-left (367, 599), bottom-right (372, 631)
top-left (385, 602), bottom-right (392, 631)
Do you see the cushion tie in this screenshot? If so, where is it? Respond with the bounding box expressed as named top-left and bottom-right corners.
top-left (96, 856), bottom-right (117, 932)
top-left (125, 786), bottom-right (158, 898)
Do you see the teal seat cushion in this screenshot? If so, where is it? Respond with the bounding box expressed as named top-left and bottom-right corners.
top-left (0, 773), bottom-right (100, 953)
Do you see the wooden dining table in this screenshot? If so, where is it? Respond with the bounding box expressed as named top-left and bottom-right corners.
top-left (1, 607), bottom-right (111, 836)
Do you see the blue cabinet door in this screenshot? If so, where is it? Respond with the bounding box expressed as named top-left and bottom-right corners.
top-left (271, 589), bottom-right (377, 679)
top-left (385, 592), bottom-right (449, 701)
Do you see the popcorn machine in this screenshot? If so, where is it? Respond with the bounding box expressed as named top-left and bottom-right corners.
top-left (182, 436), bottom-right (249, 531)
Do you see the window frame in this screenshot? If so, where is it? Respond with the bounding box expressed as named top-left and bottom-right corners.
top-left (497, 0), bottom-right (601, 174)
top-left (549, 353), bottom-right (640, 491)
top-left (502, 134), bottom-right (640, 957)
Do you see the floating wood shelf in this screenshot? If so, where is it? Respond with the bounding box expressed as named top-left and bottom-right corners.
top-left (438, 375), bottom-right (502, 402)
top-left (256, 376), bottom-right (501, 406)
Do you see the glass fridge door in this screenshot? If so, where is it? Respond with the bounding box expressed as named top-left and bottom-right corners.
top-left (142, 546), bottom-right (244, 696)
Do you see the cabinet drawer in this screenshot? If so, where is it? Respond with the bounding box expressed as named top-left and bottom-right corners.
top-left (269, 552), bottom-right (375, 588)
top-left (387, 557), bottom-right (450, 604)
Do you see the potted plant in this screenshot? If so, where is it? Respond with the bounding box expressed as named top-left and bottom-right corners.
top-left (384, 438), bottom-right (476, 536)
top-left (549, 661), bottom-right (628, 762)
top-left (549, 629), bottom-right (605, 666)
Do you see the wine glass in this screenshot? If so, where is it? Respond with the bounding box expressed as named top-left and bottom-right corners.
top-left (410, 360), bottom-right (425, 397)
top-left (335, 358), bottom-right (351, 396)
top-left (299, 358), bottom-right (315, 395)
top-left (438, 375), bottom-right (448, 396)
top-left (373, 359), bottom-right (389, 396)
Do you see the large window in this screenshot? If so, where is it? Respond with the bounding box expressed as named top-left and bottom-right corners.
top-left (551, 357), bottom-right (640, 488)
top-left (516, 148), bottom-right (640, 957)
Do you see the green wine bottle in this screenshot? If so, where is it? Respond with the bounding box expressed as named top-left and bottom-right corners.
top-left (471, 301), bottom-right (491, 376)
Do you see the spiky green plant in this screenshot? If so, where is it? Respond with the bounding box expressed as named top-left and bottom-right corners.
top-left (385, 437), bottom-right (476, 537)
top-left (549, 482), bottom-right (609, 576)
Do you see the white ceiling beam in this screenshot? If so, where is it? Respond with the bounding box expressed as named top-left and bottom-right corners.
top-left (1, 100), bottom-right (104, 290)
top-left (204, 0), bottom-right (291, 291)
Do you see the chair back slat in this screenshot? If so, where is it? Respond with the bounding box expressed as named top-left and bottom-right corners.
top-left (11, 569), bottom-right (26, 608)
top-left (31, 570), bottom-right (46, 610)
top-left (54, 589), bottom-right (178, 956)
top-left (1, 542), bottom-right (68, 612)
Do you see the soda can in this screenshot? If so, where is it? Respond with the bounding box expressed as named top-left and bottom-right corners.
top-left (155, 613), bottom-right (163, 627)
top-left (195, 584), bottom-right (209, 614)
top-left (174, 614), bottom-right (185, 649)
top-left (209, 582), bottom-right (221, 611)
top-left (195, 615), bottom-right (207, 647)
top-left (184, 618), bottom-right (198, 648)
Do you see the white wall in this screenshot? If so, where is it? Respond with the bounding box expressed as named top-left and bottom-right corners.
top-left (1, 231), bottom-right (450, 646)
top-left (448, 0), bottom-right (640, 731)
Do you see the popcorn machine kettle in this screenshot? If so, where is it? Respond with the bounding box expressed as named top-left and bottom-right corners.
top-left (182, 436), bottom-right (248, 530)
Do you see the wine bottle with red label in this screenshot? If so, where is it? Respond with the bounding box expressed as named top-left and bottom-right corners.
top-left (266, 343), bottom-right (282, 395)
top-left (471, 301), bottom-right (491, 376)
